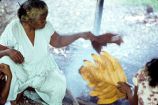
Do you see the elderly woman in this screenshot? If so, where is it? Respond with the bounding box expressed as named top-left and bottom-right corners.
top-left (0, 0), bottom-right (122, 105)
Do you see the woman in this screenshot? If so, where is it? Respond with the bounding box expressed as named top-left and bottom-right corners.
top-left (118, 58), bottom-right (158, 105)
top-left (0, 0), bottom-right (122, 104)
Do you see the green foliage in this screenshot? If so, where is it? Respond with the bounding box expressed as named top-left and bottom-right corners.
top-left (125, 0), bottom-right (158, 9)
top-left (107, 0), bottom-right (158, 10)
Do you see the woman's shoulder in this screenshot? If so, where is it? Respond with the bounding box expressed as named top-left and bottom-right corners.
top-left (10, 18), bottom-right (20, 24)
top-left (6, 19), bottom-right (20, 29)
top-left (1, 18), bottom-right (20, 35)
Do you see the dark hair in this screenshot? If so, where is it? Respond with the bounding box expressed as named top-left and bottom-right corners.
top-left (18, 0), bottom-right (48, 21)
top-left (146, 58), bottom-right (158, 87)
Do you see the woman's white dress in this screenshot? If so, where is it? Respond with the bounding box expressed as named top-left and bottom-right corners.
top-left (0, 19), bottom-right (66, 105)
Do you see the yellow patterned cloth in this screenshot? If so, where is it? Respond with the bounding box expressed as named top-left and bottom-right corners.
top-left (80, 51), bottom-right (127, 104)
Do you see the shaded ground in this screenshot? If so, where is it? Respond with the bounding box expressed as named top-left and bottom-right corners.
top-left (15, 89), bottom-right (79, 105)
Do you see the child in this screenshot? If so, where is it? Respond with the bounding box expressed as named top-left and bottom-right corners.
top-left (118, 58), bottom-right (158, 105)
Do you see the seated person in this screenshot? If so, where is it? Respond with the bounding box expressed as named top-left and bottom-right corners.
top-left (118, 58), bottom-right (158, 105)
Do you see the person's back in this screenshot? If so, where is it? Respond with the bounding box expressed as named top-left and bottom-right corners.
top-left (133, 68), bottom-right (158, 105)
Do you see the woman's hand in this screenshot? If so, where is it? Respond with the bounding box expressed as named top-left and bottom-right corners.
top-left (6, 49), bottom-right (24, 64)
top-left (111, 36), bottom-right (123, 45)
top-left (89, 33), bottom-right (123, 53)
top-left (0, 72), bottom-right (5, 81)
top-left (95, 33), bottom-right (123, 45)
top-left (0, 64), bottom-right (12, 79)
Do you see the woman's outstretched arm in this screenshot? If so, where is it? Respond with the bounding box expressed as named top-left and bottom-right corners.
top-left (50, 31), bottom-right (123, 48)
top-left (50, 31), bottom-right (96, 48)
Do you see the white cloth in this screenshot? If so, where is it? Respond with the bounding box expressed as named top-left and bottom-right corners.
top-left (5, 102), bottom-right (11, 105)
top-left (0, 19), bottom-right (66, 105)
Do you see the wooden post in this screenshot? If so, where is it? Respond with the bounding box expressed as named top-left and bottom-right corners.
top-left (93, 0), bottom-right (104, 35)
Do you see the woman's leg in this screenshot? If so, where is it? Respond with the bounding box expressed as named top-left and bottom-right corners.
top-left (36, 71), bottom-right (66, 105)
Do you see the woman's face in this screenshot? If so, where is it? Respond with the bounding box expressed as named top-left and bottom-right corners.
top-left (29, 12), bottom-right (48, 29)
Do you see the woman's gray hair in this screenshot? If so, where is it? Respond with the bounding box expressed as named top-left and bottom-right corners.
top-left (18, 0), bottom-right (48, 22)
